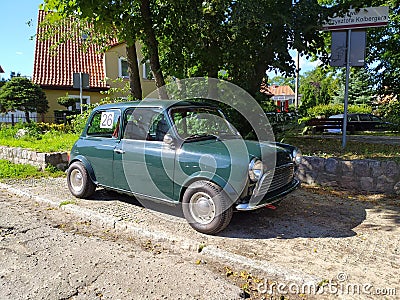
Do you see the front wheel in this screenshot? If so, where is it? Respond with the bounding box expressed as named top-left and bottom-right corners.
top-left (67, 161), bottom-right (96, 198)
top-left (182, 181), bottom-right (233, 235)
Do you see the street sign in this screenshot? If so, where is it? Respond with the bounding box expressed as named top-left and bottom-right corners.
top-left (330, 30), bottom-right (366, 67)
top-left (72, 72), bottom-right (90, 114)
top-left (73, 72), bottom-right (89, 89)
top-left (323, 6), bottom-right (389, 31)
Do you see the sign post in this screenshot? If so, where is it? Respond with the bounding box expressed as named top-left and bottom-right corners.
top-left (73, 72), bottom-right (90, 114)
top-left (323, 6), bottom-right (388, 149)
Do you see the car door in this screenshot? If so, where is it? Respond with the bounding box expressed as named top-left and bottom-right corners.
top-left (113, 107), bottom-right (177, 201)
top-left (79, 108), bottom-right (121, 187)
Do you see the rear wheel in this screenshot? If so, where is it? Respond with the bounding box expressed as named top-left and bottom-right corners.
top-left (182, 180), bottom-right (233, 235)
top-left (67, 161), bottom-right (96, 198)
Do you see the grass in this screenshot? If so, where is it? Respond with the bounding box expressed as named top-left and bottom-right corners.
top-left (284, 136), bottom-right (400, 162)
top-left (0, 124), bottom-right (79, 152)
top-left (0, 131), bottom-right (78, 152)
top-left (0, 159), bottom-right (65, 179)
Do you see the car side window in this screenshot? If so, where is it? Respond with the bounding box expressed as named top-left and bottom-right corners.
top-left (359, 114), bottom-right (371, 121)
top-left (123, 108), bottom-right (169, 141)
top-left (87, 109), bottom-right (121, 138)
top-left (371, 115), bottom-right (381, 122)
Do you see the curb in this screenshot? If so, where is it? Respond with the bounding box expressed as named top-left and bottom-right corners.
top-left (0, 182), bottom-right (321, 285)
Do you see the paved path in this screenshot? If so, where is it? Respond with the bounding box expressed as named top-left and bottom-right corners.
top-left (0, 189), bottom-right (240, 300)
top-left (1, 178), bottom-right (399, 299)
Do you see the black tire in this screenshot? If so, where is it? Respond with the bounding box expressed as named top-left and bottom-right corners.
top-left (182, 180), bottom-right (233, 235)
top-left (67, 161), bottom-right (96, 198)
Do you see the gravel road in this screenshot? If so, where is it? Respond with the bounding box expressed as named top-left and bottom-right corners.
top-left (0, 189), bottom-right (241, 300)
top-left (1, 177), bottom-right (399, 299)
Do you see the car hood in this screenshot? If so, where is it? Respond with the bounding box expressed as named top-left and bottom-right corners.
top-left (181, 138), bottom-right (292, 166)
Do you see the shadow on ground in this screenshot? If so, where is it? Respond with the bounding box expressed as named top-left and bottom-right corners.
top-left (87, 187), bottom-right (400, 240)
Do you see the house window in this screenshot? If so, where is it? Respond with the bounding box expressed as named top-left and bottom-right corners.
top-left (64, 95), bottom-right (90, 112)
top-left (143, 60), bottom-right (153, 80)
top-left (119, 57), bottom-right (129, 78)
top-left (75, 97), bottom-right (89, 112)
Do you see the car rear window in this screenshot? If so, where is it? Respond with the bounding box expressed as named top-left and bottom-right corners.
top-left (86, 109), bottom-right (121, 138)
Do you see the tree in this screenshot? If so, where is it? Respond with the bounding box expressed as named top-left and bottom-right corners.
top-left (366, 0), bottom-right (400, 97)
top-left (57, 94), bottom-right (76, 109)
top-left (299, 66), bottom-right (340, 113)
top-left (0, 77), bottom-right (49, 123)
top-left (268, 75), bottom-right (295, 90)
top-left (42, 0), bottom-right (352, 101)
top-left (333, 67), bottom-right (373, 105)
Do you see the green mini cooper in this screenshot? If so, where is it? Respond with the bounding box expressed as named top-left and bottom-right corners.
top-left (67, 100), bottom-right (301, 234)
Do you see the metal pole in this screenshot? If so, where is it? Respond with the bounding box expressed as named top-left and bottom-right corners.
top-left (79, 72), bottom-right (83, 114)
top-left (294, 50), bottom-right (300, 111)
top-left (342, 29), bottom-right (351, 149)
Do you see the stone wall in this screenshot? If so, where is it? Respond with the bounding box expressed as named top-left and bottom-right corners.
top-left (0, 146), bottom-right (69, 171)
top-left (1, 145), bottom-right (399, 194)
top-left (298, 156), bottom-right (400, 195)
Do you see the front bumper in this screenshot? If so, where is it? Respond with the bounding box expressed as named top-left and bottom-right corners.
top-left (235, 178), bottom-right (300, 211)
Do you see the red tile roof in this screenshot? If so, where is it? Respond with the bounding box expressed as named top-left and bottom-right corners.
top-left (260, 82), bottom-right (294, 97)
top-left (33, 10), bottom-right (108, 90)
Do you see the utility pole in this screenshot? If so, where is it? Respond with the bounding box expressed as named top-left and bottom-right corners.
top-left (294, 51), bottom-right (300, 111)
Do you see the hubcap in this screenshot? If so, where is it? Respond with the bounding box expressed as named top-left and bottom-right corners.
top-left (189, 192), bottom-right (216, 225)
top-left (70, 169), bottom-right (83, 191)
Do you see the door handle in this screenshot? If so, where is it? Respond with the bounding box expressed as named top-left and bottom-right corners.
top-left (114, 149), bottom-right (125, 154)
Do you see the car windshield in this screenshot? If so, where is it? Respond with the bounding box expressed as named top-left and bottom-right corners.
top-left (169, 106), bottom-right (240, 140)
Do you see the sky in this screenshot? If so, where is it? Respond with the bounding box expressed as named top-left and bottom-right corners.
top-left (0, 0), bottom-right (43, 80)
top-left (0, 0), bottom-right (318, 81)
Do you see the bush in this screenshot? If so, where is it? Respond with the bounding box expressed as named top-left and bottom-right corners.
top-left (375, 100), bottom-right (400, 131)
top-left (306, 104), bottom-right (372, 118)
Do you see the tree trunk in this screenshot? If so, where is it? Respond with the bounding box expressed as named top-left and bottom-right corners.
top-left (24, 110), bottom-right (31, 123)
top-left (140, 0), bottom-right (169, 99)
top-left (248, 62), bottom-right (268, 98)
top-left (207, 69), bottom-right (219, 99)
top-left (126, 44), bottom-right (143, 100)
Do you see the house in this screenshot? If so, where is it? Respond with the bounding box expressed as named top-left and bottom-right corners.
top-left (260, 82), bottom-right (296, 112)
top-left (32, 10), bottom-right (156, 122)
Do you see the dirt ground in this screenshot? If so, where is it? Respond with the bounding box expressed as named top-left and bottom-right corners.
top-left (1, 178), bottom-right (399, 299)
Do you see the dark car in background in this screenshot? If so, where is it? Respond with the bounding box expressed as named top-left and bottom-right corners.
top-left (328, 113), bottom-right (393, 133)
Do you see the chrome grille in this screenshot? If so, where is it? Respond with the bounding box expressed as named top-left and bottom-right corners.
top-left (253, 163), bottom-right (294, 197)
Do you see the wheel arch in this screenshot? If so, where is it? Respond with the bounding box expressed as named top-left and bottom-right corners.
top-left (69, 155), bottom-right (97, 184)
top-left (179, 172), bottom-right (239, 203)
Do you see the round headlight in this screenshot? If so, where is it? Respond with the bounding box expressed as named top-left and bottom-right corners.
top-left (249, 158), bottom-right (263, 182)
top-left (292, 148), bottom-right (302, 165)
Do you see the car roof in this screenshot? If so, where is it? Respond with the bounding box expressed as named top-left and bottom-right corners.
top-left (93, 99), bottom-right (215, 111)
top-left (329, 113), bottom-right (373, 118)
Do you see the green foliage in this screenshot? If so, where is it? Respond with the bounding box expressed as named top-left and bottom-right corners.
top-left (0, 77), bottom-right (49, 122)
top-left (366, 0), bottom-right (400, 97)
top-left (333, 68), bottom-right (374, 106)
top-left (268, 75), bottom-right (295, 91)
top-left (375, 99), bottom-right (400, 131)
top-left (285, 136), bottom-right (400, 163)
top-left (0, 123), bottom-right (78, 152)
top-left (298, 67), bottom-right (340, 114)
top-left (0, 159), bottom-right (65, 179)
top-left (306, 104), bottom-right (372, 118)
top-left (57, 94), bottom-right (76, 109)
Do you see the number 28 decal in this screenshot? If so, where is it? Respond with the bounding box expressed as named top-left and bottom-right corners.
top-left (100, 112), bottom-right (115, 129)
